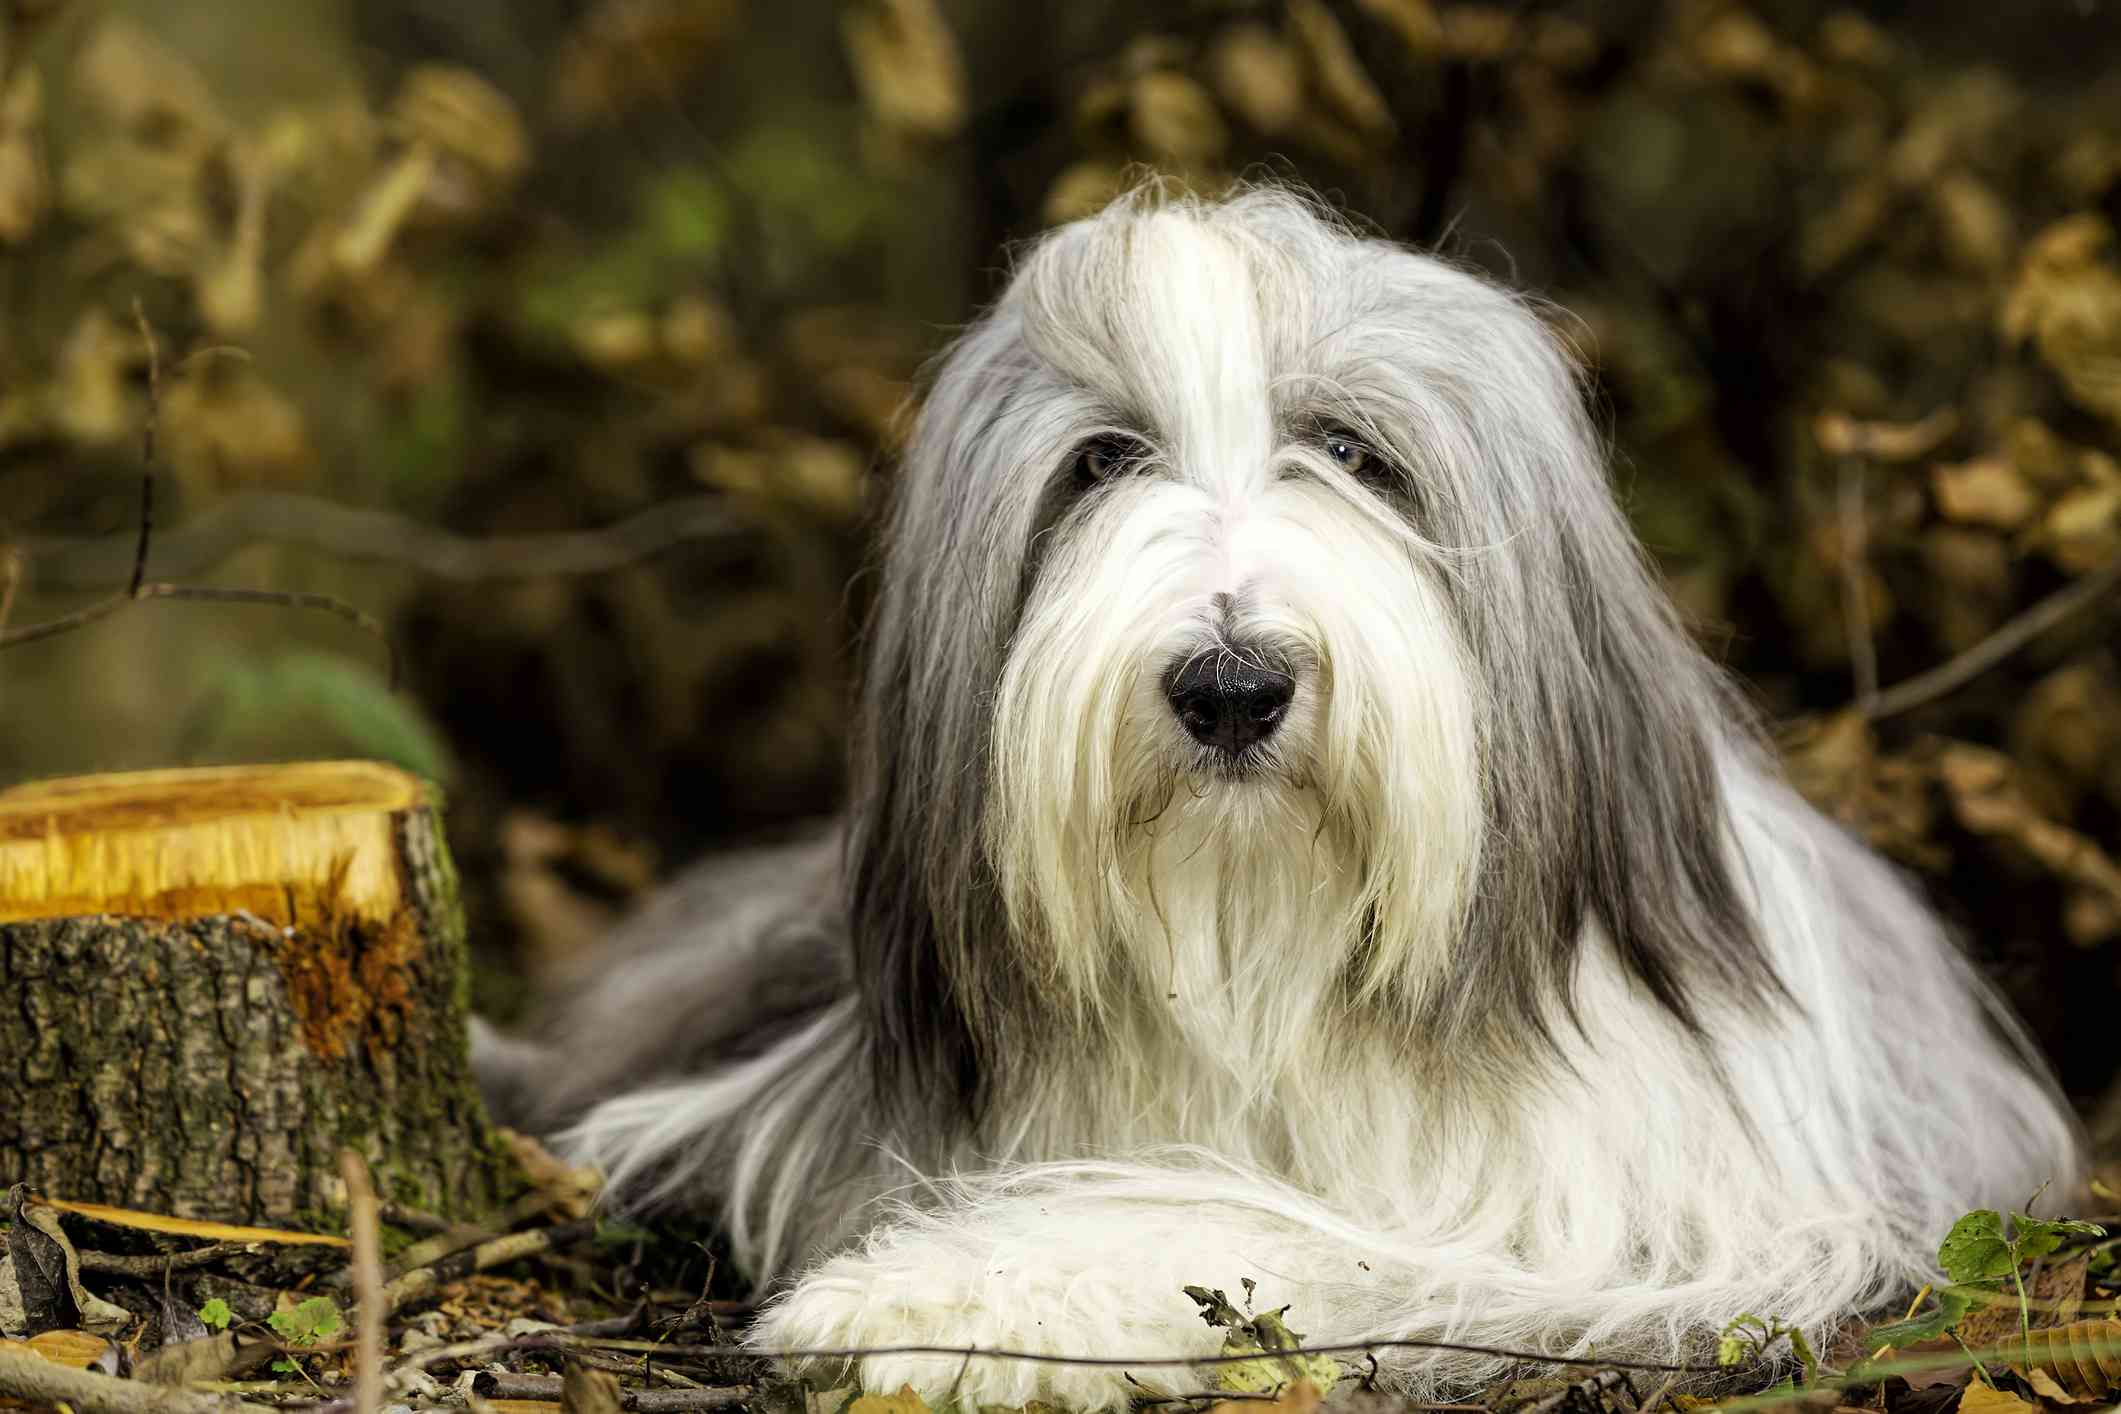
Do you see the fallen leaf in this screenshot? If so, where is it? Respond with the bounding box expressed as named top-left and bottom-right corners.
top-left (2021, 1318), bottom-right (2121, 1399)
top-left (1129, 72), bottom-right (1229, 164)
top-left (845, 1385), bottom-right (932, 1414)
top-left (1958, 1380), bottom-right (2037, 1414)
top-left (841, 0), bottom-right (967, 141)
top-left (561, 1363), bottom-right (624, 1414)
top-left (1288, 0), bottom-right (1394, 140)
top-left (134, 1332), bottom-right (239, 1387)
top-left (2023, 1367), bottom-right (2077, 1403)
top-left (1932, 457), bottom-right (2040, 529)
top-left (38, 1197), bottom-right (348, 1247)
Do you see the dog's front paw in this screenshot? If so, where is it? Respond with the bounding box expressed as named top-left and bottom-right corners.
top-left (749, 1238), bottom-right (1214, 1411)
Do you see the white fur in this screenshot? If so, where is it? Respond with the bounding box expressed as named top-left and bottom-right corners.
top-left (546, 190), bottom-right (2083, 1411)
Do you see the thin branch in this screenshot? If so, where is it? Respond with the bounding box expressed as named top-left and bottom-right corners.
top-left (0, 313), bottom-right (396, 685)
top-left (472, 1373), bottom-right (752, 1411)
top-left (1865, 548), bottom-right (2121, 720)
top-left (129, 299), bottom-right (159, 600)
top-left (0, 546), bottom-right (19, 637)
top-left (28, 490), bottom-right (747, 590)
top-left (566, 1337), bottom-right (1726, 1376)
top-left (378, 1218), bottom-right (596, 1316)
top-left (339, 1152), bottom-right (383, 1414)
top-left (1836, 456), bottom-right (1879, 713)
top-left (75, 1242), bottom-right (261, 1277)
top-left (0, 1349), bottom-right (275, 1414)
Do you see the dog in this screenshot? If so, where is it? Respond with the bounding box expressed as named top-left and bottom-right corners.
top-left (478, 187), bottom-right (2083, 1409)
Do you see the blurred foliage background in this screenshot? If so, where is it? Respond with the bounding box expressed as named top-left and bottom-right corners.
top-left (3, 0), bottom-right (2119, 1127)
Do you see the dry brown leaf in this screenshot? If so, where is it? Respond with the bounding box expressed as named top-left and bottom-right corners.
top-left (2003, 216), bottom-right (2121, 427)
top-left (1208, 25), bottom-right (1306, 138)
top-left (2040, 482), bottom-right (2121, 573)
top-left (842, 0), bottom-right (967, 142)
top-left (1936, 743), bottom-right (2121, 940)
top-left (1814, 408), bottom-right (1959, 462)
top-left (846, 1386), bottom-right (932, 1414)
top-left (1932, 457), bottom-right (2040, 529)
top-left (1289, 0), bottom-right (1395, 140)
top-left (1354, 0), bottom-right (1443, 57)
top-left (550, 0), bottom-right (737, 128)
top-left (134, 1332), bottom-right (238, 1386)
top-left (1044, 160), bottom-right (1132, 226)
top-left (1933, 173), bottom-right (2016, 274)
top-left (2022, 1318), bottom-right (2121, 1399)
top-left (561, 1363), bottom-right (624, 1414)
top-left (1958, 1379), bottom-right (2038, 1414)
top-left (2023, 1367), bottom-right (2077, 1403)
top-left (1129, 72), bottom-right (1229, 164)
top-left (1438, 6), bottom-right (1519, 61)
top-left (38, 1197), bottom-right (348, 1247)
top-left (0, 70), bottom-right (44, 244)
top-left (497, 1129), bottom-right (602, 1223)
top-left (0, 1331), bottom-right (111, 1371)
top-left (1205, 1377), bottom-right (1325, 1414)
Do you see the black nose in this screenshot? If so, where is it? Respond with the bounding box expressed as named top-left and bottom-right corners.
top-left (1164, 656), bottom-right (1296, 755)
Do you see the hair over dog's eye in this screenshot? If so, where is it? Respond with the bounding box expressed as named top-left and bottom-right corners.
top-left (1076, 434), bottom-right (1145, 484)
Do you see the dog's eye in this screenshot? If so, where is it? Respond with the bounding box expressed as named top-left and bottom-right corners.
top-left (1325, 436), bottom-right (1374, 478)
top-left (1076, 435), bottom-right (1145, 484)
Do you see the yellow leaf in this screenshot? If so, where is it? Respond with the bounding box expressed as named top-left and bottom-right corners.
top-left (846, 1386), bottom-right (932, 1414)
top-left (2023, 1367), bottom-right (2078, 1404)
top-left (39, 1196), bottom-right (349, 1247)
top-left (1959, 1381), bottom-right (2038, 1414)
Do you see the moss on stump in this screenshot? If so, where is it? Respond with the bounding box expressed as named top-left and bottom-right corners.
top-left (0, 762), bottom-right (517, 1227)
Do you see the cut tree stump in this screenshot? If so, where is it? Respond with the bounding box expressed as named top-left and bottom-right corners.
top-left (0, 761), bottom-right (518, 1227)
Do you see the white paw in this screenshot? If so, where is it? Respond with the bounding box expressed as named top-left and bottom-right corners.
top-left (748, 1240), bottom-right (1217, 1411)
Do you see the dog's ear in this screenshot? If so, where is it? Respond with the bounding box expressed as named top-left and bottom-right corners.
top-left (843, 314), bottom-right (1047, 1125)
top-left (1412, 280), bottom-right (1781, 1048)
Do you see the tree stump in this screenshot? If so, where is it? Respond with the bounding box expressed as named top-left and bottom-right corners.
top-left (0, 762), bottom-right (517, 1227)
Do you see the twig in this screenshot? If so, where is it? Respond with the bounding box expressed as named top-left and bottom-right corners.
top-left (376, 1203), bottom-right (452, 1234)
top-left (379, 1219), bottom-right (597, 1315)
top-left (587, 1338), bottom-right (1723, 1375)
top-left (472, 1373), bottom-right (752, 1411)
top-left (0, 546), bottom-right (19, 636)
top-left (76, 1242), bottom-right (261, 1276)
top-left (0, 582), bottom-right (397, 685)
top-left (1836, 456), bottom-right (1879, 713)
top-left (28, 490), bottom-right (748, 590)
top-left (0, 1349), bottom-right (276, 1414)
top-left (339, 1152), bottom-right (383, 1414)
top-left (1637, 1372), bottom-right (1680, 1414)
top-left (1521, 1369), bottom-right (1629, 1414)
top-left (130, 299), bottom-right (159, 600)
top-left (0, 313), bottom-right (395, 684)
top-left (1865, 548), bottom-right (2121, 719)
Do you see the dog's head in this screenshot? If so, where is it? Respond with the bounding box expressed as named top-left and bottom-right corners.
top-left (853, 188), bottom-right (1772, 1107)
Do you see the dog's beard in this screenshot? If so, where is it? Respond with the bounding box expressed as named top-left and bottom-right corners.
top-left (986, 469), bottom-right (1485, 1068)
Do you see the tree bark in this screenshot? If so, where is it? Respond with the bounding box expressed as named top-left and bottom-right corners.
top-left (0, 762), bottom-right (517, 1227)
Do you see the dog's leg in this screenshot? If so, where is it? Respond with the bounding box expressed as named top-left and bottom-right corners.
top-left (749, 1164), bottom-right (1355, 1411)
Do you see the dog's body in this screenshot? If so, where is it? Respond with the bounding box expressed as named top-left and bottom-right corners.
top-left (481, 189), bottom-right (2081, 1409)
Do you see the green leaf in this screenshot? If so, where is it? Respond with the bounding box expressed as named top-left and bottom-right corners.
top-left (1939, 1211), bottom-right (2016, 1283)
top-left (270, 1359), bottom-right (299, 1375)
top-left (267, 1296), bottom-right (343, 1346)
top-left (2010, 1213), bottom-right (2106, 1262)
top-left (1786, 1326), bottom-right (1819, 1386)
top-left (197, 1298), bottom-right (233, 1331)
top-left (1717, 1333), bottom-right (1747, 1366)
top-left (1863, 1285), bottom-right (1983, 1349)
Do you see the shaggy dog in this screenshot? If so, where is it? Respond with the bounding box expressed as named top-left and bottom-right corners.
top-left (478, 188), bottom-right (2082, 1409)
